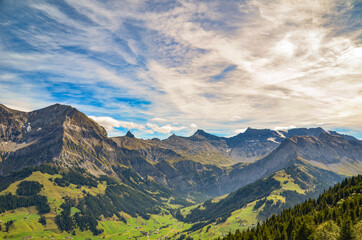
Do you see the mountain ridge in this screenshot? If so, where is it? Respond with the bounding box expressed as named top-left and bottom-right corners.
top-left (1, 103), bottom-right (361, 199)
top-left (0, 103), bottom-right (361, 239)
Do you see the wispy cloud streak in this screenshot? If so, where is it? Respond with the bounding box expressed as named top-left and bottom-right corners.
top-left (0, 0), bottom-right (361, 138)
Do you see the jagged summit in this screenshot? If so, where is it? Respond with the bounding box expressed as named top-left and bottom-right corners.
top-left (192, 129), bottom-right (208, 137)
top-left (192, 129), bottom-right (222, 141)
top-left (126, 130), bottom-right (135, 138)
top-left (30, 103), bottom-right (77, 117)
top-left (194, 129), bottom-right (206, 135)
top-left (39, 103), bottom-right (73, 110)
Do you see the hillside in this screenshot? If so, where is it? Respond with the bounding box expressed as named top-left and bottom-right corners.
top-left (3, 104), bottom-right (360, 200)
top-left (222, 174), bottom-right (362, 240)
top-left (0, 166), bottom-right (190, 239)
top-left (0, 103), bottom-right (361, 239)
top-left (175, 160), bottom-right (343, 238)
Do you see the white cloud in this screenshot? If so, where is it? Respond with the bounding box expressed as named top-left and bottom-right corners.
top-left (274, 126), bottom-right (297, 131)
top-left (89, 116), bottom-right (187, 135)
top-left (89, 116), bottom-right (145, 132)
top-left (190, 123), bottom-right (198, 128)
top-left (231, 116), bottom-right (242, 121)
top-left (146, 123), bottom-right (185, 134)
top-left (1, 0), bottom-right (361, 138)
top-left (150, 118), bottom-right (168, 123)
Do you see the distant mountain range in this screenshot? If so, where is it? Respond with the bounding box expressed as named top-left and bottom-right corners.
top-left (0, 103), bottom-right (361, 239)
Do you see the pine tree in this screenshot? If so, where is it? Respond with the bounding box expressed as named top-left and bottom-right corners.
top-left (314, 220), bottom-right (339, 240)
top-left (295, 222), bottom-right (313, 240)
top-left (338, 218), bottom-right (356, 240)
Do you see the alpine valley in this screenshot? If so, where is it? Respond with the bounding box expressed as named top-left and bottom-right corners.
top-left (0, 104), bottom-right (361, 239)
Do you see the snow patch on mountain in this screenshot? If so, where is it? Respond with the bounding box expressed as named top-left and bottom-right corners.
top-left (267, 137), bottom-right (280, 144)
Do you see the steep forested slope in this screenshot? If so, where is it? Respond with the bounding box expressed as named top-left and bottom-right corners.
top-left (221, 175), bottom-right (362, 240)
top-left (176, 161), bottom-right (342, 235)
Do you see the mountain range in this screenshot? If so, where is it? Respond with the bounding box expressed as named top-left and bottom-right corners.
top-left (0, 103), bottom-right (361, 239)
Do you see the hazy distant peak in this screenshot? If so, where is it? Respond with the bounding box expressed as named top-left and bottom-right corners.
top-left (285, 127), bottom-right (325, 138)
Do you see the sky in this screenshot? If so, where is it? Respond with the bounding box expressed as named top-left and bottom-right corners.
top-left (0, 0), bottom-right (361, 139)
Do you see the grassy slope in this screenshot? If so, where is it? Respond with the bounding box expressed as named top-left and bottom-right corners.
top-left (182, 166), bottom-right (334, 239)
top-left (0, 163), bottom-right (344, 239)
top-left (0, 171), bottom-right (193, 240)
top-left (177, 169), bottom-right (301, 239)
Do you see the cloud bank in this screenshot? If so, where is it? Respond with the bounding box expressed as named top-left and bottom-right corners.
top-left (0, 0), bottom-right (361, 138)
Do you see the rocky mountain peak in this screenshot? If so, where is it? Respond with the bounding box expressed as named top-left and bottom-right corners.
top-left (192, 129), bottom-right (221, 141)
top-left (194, 129), bottom-right (206, 135)
top-left (126, 131), bottom-right (135, 138)
top-left (30, 103), bottom-right (76, 118)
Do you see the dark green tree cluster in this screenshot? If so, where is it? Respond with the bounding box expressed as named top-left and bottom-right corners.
top-left (54, 170), bottom-right (98, 188)
top-left (221, 175), bottom-right (361, 240)
top-left (16, 180), bottom-right (43, 196)
top-left (34, 164), bottom-right (59, 175)
top-left (54, 178), bottom-right (161, 235)
top-left (38, 215), bottom-right (47, 226)
top-left (253, 198), bottom-right (267, 211)
top-left (98, 175), bottom-right (118, 185)
top-left (4, 220), bottom-right (14, 232)
top-left (0, 179), bottom-right (50, 214)
top-left (0, 193), bottom-right (50, 214)
top-left (55, 199), bottom-right (76, 233)
top-left (0, 164), bottom-right (58, 192)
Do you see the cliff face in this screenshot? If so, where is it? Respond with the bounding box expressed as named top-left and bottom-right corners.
top-left (0, 104), bottom-right (118, 175)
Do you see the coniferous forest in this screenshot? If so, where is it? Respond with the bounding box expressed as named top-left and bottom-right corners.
top-left (220, 175), bottom-right (361, 240)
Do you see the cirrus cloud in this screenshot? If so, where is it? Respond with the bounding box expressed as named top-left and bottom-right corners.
top-left (0, 0), bottom-right (361, 139)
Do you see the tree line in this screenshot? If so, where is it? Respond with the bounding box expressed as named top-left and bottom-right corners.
top-left (220, 175), bottom-right (361, 240)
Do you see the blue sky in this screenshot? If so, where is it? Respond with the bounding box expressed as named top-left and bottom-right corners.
top-left (0, 0), bottom-right (361, 139)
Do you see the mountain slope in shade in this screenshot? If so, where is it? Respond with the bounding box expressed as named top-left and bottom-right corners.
top-left (179, 160), bottom-right (342, 233)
